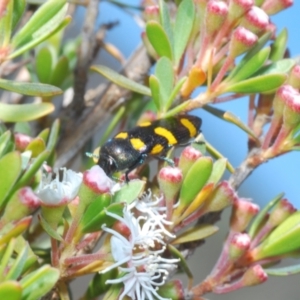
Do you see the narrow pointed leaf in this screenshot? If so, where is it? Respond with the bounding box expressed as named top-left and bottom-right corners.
top-left (0, 239), bottom-right (16, 280)
top-left (265, 264), bottom-right (300, 276)
top-left (50, 56), bottom-right (69, 87)
top-left (9, 16), bottom-right (71, 60)
top-left (203, 105), bottom-right (260, 145)
top-left (0, 281), bottom-right (22, 300)
top-left (173, 0), bottom-right (195, 66)
top-left (227, 47), bottom-right (270, 83)
top-left (269, 28), bottom-right (288, 62)
top-left (12, 0), bottom-right (26, 31)
top-left (178, 157), bottom-right (213, 209)
top-left (162, 101), bottom-right (189, 118)
top-left (254, 59), bottom-right (295, 76)
top-left (223, 73), bottom-right (287, 94)
top-left (46, 119), bottom-right (60, 151)
top-left (0, 131), bottom-right (13, 159)
top-left (248, 193), bottom-right (284, 238)
top-left (146, 21), bottom-right (173, 60)
top-left (165, 76), bottom-right (187, 111)
top-left (91, 65), bottom-right (151, 96)
top-left (25, 138), bottom-right (46, 158)
top-left (149, 75), bottom-right (161, 111)
top-left (0, 0), bottom-right (13, 46)
top-left (208, 158), bottom-right (227, 185)
top-left (5, 246), bottom-right (28, 280)
top-left (12, 0), bottom-right (67, 47)
top-left (20, 265), bottom-right (59, 300)
top-left (0, 152), bottom-right (22, 208)
top-left (0, 79), bottom-right (62, 97)
top-left (172, 224), bottom-right (218, 244)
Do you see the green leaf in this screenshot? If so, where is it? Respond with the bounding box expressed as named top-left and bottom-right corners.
top-left (80, 194), bottom-right (111, 233)
top-left (226, 32), bottom-right (272, 81)
top-left (12, 0), bottom-right (26, 31)
top-left (91, 65), bottom-right (151, 96)
top-left (81, 203), bottom-right (124, 234)
top-left (0, 152), bottom-right (22, 208)
top-left (248, 193), bottom-right (284, 238)
top-left (20, 265), bottom-right (60, 300)
top-left (224, 73), bottom-right (287, 94)
top-left (0, 239), bottom-right (16, 281)
top-left (25, 138), bottom-right (46, 158)
top-left (149, 75), bottom-right (161, 112)
top-left (162, 101), bottom-right (189, 118)
top-left (173, 0), bottom-right (195, 66)
top-left (265, 264), bottom-right (300, 276)
top-left (112, 180), bottom-right (145, 204)
top-left (0, 0), bottom-right (13, 46)
top-left (208, 158), bottom-right (227, 185)
top-left (35, 47), bottom-right (54, 83)
top-left (12, 0), bottom-right (67, 48)
top-left (0, 281), bottom-right (22, 300)
top-left (0, 131), bottom-right (13, 159)
top-left (5, 246), bottom-right (28, 280)
top-left (38, 214), bottom-right (63, 242)
top-left (13, 150), bottom-right (50, 192)
top-left (9, 16), bottom-right (71, 60)
top-left (146, 21), bottom-right (173, 60)
top-left (50, 56), bottom-right (70, 87)
top-left (165, 76), bottom-right (187, 111)
top-left (227, 47), bottom-right (270, 83)
top-left (0, 79), bottom-right (62, 97)
top-left (172, 224), bottom-right (218, 244)
top-left (159, 0), bottom-right (174, 50)
top-left (155, 57), bottom-right (174, 111)
top-left (179, 157), bottom-right (213, 206)
top-left (269, 28), bottom-right (288, 62)
top-left (46, 119), bottom-right (60, 152)
top-left (0, 103), bottom-right (55, 122)
top-left (256, 59), bottom-right (295, 78)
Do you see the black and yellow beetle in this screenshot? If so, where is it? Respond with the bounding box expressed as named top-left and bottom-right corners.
top-left (97, 115), bottom-right (202, 181)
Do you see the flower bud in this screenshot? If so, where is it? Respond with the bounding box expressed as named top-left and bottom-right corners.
top-left (230, 198), bottom-right (260, 232)
top-left (229, 27), bottom-right (258, 58)
top-left (157, 280), bottom-right (184, 300)
top-left (229, 233), bottom-right (251, 260)
top-left (0, 187), bottom-right (40, 226)
top-left (158, 166), bottom-right (183, 220)
top-left (205, 1), bottom-right (229, 35)
top-left (267, 198), bottom-right (296, 227)
top-left (228, 0), bottom-right (254, 23)
top-left (262, 0), bottom-right (293, 15)
top-left (240, 6), bottom-right (269, 34)
top-left (178, 146), bottom-right (202, 177)
top-left (14, 133), bottom-right (33, 151)
top-left (241, 264), bottom-right (268, 287)
top-left (201, 181), bottom-right (237, 214)
top-left (287, 65), bottom-right (300, 89)
top-left (143, 5), bottom-right (160, 23)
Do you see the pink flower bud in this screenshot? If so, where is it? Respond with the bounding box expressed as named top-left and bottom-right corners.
top-left (228, 0), bottom-right (253, 22)
top-left (137, 110), bottom-right (157, 125)
top-left (267, 198), bottom-right (296, 227)
top-left (229, 233), bottom-right (251, 259)
top-left (83, 165), bottom-right (114, 194)
top-left (229, 26), bottom-right (258, 58)
top-left (241, 6), bottom-right (269, 34)
top-left (178, 146), bottom-right (202, 177)
top-left (205, 0), bottom-right (229, 34)
top-left (241, 264), bottom-right (268, 287)
top-left (230, 198), bottom-right (260, 232)
top-left (288, 65), bottom-right (300, 89)
top-left (14, 133), bottom-right (33, 151)
top-left (144, 5), bottom-right (160, 22)
top-left (262, 0), bottom-right (293, 15)
top-left (19, 187), bottom-right (41, 209)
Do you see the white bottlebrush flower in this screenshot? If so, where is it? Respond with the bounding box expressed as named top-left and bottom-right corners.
top-left (36, 167), bottom-right (82, 206)
top-left (101, 194), bottom-right (179, 300)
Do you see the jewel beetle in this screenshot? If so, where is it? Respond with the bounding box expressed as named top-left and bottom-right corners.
top-left (97, 115), bottom-right (202, 181)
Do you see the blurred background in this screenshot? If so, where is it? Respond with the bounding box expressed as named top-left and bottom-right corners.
top-left (70, 1), bottom-right (300, 299)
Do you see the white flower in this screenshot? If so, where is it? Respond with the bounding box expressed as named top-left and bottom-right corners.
top-left (101, 194), bottom-right (179, 300)
top-left (36, 168), bottom-right (82, 206)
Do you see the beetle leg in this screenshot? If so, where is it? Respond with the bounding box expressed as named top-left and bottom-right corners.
top-left (155, 156), bottom-right (175, 167)
top-left (124, 154), bottom-right (148, 182)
